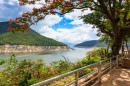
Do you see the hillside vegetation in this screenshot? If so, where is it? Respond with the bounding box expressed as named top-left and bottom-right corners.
top-left (74, 40), bottom-right (130, 47)
top-left (0, 22), bottom-right (66, 46)
top-left (74, 40), bottom-right (106, 47)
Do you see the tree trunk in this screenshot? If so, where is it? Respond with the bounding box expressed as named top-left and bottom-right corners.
top-left (126, 42), bottom-right (128, 51)
top-left (122, 44), bottom-right (124, 56)
top-left (111, 35), bottom-right (122, 56)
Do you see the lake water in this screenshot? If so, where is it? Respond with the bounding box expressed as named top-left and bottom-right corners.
top-left (0, 47), bottom-right (93, 70)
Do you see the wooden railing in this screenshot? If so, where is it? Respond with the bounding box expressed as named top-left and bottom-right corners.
top-left (30, 54), bottom-right (125, 86)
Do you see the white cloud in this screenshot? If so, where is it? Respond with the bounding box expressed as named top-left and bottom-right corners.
top-left (39, 15), bottom-right (63, 26)
top-left (31, 14), bottom-right (63, 30)
top-left (8, 2), bottom-right (14, 5)
top-left (31, 14), bottom-right (63, 34)
top-left (70, 19), bottom-right (83, 25)
top-left (0, 0), bottom-right (4, 4)
top-left (20, 0), bottom-right (46, 11)
top-left (39, 24), bottom-right (98, 43)
top-left (64, 9), bottom-right (92, 25)
top-left (31, 9), bottom-right (98, 44)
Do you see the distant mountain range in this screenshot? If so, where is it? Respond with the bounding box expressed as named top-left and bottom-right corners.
top-left (74, 40), bottom-right (130, 48)
top-left (0, 22), bottom-right (67, 46)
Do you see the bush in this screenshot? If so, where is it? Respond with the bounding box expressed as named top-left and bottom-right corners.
top-left (86, 47), bottom-right (111, 59)
top-left (50, 56), bottom-right (73, 73)
top-left (0, 48), bottom-right (108, 86)
top-left (82, 56), bottom-right (101, 66)
top-left (79, 68), bottom-right (91, 77)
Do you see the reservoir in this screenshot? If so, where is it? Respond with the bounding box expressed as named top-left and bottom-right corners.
top-left (0, 47), bottom-right (93, 70)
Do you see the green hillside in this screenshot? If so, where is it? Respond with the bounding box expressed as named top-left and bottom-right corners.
top-left (74, 40), bottom-right (130, 47)
top-left (0, 22), bottom-right (67, 46)
top-left (74, 40), bottom-right (107, 47)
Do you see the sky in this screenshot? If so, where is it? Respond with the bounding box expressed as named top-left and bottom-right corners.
top-left (0, 0), bottom-right (99, 45)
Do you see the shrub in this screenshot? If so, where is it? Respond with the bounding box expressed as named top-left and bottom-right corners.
top-left (82, 56), bottom-right (101, 66)
top-left (85, 47), bottom-right (111, 59)
top-left (79, 68), bottom-right (91, 77)
top-left (50, 56), bottom-right (73, 73)
top-left (0, 48), bottom-right (107, 86)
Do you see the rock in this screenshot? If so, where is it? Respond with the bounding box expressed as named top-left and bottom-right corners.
top-left (0, 44), bottom-right (73, 53)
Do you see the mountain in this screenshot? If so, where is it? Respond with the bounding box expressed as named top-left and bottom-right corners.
top-left (74, 40), bottom-right (107, 47)
top-left (63, 42), bottom-right (77, 47)
top-left (0, 22), bottom-right (67, 46)
top-left (74, 40), bottom-right (130, 48)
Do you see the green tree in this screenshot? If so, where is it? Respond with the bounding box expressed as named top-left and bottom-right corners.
top-left (9, 0), bottom-right (130, 56)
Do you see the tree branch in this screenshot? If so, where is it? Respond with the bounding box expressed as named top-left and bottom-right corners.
top-left (100, 29), bottom-right (113, 38)
top-left (108, 0), bottom-right (113, 15)
top-left (124, 28), bottom-right (130, 34)
top-left (76, 6), bottom-right (104, 13)
top-left (113, 0), bottom-right (116, 18)
top-left (126, 18), bottom-right (130, 22)
top-left (119, 0), bottom-right (122, 6)
top-left (123, 12), bottom-right (128, 25)
top-left (98, 0), bottom-right (113, 22)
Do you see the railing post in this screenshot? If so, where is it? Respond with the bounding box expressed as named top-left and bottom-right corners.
top-left (75, 71), bottom-right (78, 86)
top-left (116, 55), bottom-right (119, 68)
top-left (98, 62), bottom-right (101, 86)
top-left (110, 58), bottom-right (112, 70)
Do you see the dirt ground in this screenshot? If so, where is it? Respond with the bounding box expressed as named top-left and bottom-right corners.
top-left (101, 67), bottom-right (130, 86)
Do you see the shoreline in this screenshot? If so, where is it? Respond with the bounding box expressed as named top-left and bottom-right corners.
top-left (0, 45), bottom-right (74, 53)
top-left (74, 46), bottom-right (106, 49)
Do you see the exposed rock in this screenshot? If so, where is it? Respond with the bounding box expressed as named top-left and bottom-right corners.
top-left (0, 45), bottom-right (74, 53)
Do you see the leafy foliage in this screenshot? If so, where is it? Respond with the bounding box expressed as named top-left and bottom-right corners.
top-left (74, 40), bottom-right (107, 47)
top-left (82, 56), bottom-right (101, 66)
top-left (85, 47), bottom-right (112, 60)
top-left (0, 48), bottom-right (111, 85)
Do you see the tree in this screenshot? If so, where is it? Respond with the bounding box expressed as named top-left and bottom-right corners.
top-left (80, 11), bottom-right (130, 55)
top-left (9, 0), bottom-right (130, 56)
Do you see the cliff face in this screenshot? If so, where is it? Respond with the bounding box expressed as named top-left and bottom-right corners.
top-left (0, 45), bottom-right (73, 53)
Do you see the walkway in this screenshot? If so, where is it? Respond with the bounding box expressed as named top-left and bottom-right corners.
top-left (101, 67), bottom-right (130, 86)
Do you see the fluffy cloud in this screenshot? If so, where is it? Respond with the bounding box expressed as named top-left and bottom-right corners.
top-left (64, 9), bottom-right (92, 25)
top-left (0, 0), bottom-right (4, 4)
top-left (39, 23), bottom-right (98, 43)
top-left (39, 15), bottom-right (63, 26)
top-left (31, 9), bottom-right (98, 44)
top-left (31, 14), bottom-right (63, 31)
top-left (70, 19), bottom-right (83, 25)
top-left (8, 2), bottom-right (15, 5)
top-left (0, 0), bottom-right (45, 22)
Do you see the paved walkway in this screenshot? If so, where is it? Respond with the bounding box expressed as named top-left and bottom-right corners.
top-left (101, 67), bottom-right (130, 86)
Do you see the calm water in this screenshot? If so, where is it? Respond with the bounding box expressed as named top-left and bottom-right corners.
top-left (0, 47), bottom-right (93, 70)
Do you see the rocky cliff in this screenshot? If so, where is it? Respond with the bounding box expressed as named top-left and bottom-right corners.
top-left (0, 44), bottom-right (73, 53)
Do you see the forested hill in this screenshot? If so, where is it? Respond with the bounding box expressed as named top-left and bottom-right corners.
top-left (74, 40), bottom-right (130, 48)
top-left (74, 40), bottom-right (107, 47)
top-left (0, 22), bottom-right (67, 46)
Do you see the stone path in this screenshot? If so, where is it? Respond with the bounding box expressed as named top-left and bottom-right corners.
top-left (101, 67), bottom-right (130, 86)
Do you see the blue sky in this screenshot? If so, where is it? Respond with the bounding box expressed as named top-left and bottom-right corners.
top-left (0, 0), bottom-right (99, 45)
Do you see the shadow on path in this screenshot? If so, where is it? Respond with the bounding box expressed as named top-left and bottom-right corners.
top-left (101, 67), bottom-right (130, 86)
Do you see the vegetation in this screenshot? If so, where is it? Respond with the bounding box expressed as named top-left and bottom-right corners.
top-left (79, 2), bottom-right (130, 56)
top-left (75, 40), bottom-right (130, 48)
top-left (85, 47), bottom-right (112, 60)
top-left (74, 40), bottom-right (107, 47)
top-left (9, 0), bottom-right (130, 56)
top-left (0, 22), bottom-right (66, 46)
top-left (0, 48), bottom-right (110, 86)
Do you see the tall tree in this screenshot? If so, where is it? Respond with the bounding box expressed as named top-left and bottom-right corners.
top-left (9, 0), bottom-right (130, 56)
